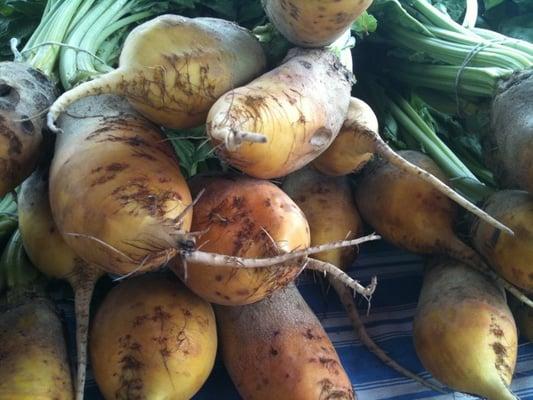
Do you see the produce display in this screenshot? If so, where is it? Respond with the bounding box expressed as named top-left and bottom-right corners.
top-left (0, 0), bottom-right (531, 399)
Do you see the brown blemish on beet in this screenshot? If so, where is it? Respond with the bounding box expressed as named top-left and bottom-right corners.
top-left (492, 341), bottom-right (513, 377)
top-left (151, 306), bottom-right (171, 323)
top-left (132, 314), bottom-right (149, 327)
top-left (319, 356), bottom-right (341, 373)
top-left (112, 176), bottom-right (183, 217)
top-left (243, 95), bottom-right (266, 117)
top-left (116, 333), bottom-right (145, 400)
top-left (106, 162), bottom-right (129, 172)
top-left (492, 342), bottom-right (507, 357)
top-left (129, 342), bottom-right (142, 351)
top-left (90, 174), bottom-right (117, 187)
top-left (131, 148), bottom-right (158, 161)
top-left (491, 326), bottom-right (505, 338)
top-left (318, 378), bottom-right (353, 400)
top-left (304, 328), bottom-right (316, 340)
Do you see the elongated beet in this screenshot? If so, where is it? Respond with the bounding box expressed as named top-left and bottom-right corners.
top-left (90, 273), bottom-right (217, 400)
top-left (216, 284), bottom-right (355, 399)
top-left (354, 150), bottom-right (478, 257)
top-left (19, 167), bottom-right (103, 400)
top-left (207, 48), bottom-right (353, 179)
top-left (0, 299), bottom-right (74, 400)
top-left (471, 190), bottom-right (533, 292)
top-left (282, 167), bottom-right (443, 392)
top-left (354, 150), bottom-right (532, 307)
top-left (414, 258), bottom-right (518, 400)
top-left (0, 230), bottom-right (73, 400)
top-left (49, 95), bottom-right (192, 276)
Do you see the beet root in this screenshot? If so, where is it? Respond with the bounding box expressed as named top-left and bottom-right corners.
top-left (90, 273), bottom-right (217, 400)
top-left (0, 298), bottom-right (73, 399)
top-left (354, 150), bottom-right (533, 307)
top-left (216, 284), bottom-right (355, 399)
top-left (173, 173), bottom-right (311, 305)
top-left (414, 258), bottom-right (518, 400)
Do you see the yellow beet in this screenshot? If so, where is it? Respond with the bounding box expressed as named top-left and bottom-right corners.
top-left (353, 151), bottom-right (532, 307)
top-left (19, 168), bottom-right (96, 280)
top-left (314, 97), bottom-right (379, 176)
top-left (262, 0), bottom-right (374, 47)
top-left (216, 284), bottom-right (355, 399)
top-left (90, 273), bottom-right (217, 400)
top-left (354, 150), bottom-right (462, 255)
top-left (48, 15), bottom-right (266, 130)
top-left (207, 48), bottom-right (353, 179)
top-left (0, 231), bottom-right (73, 400)
top-left (19, 167), bottom-right (103, 400)
top-left (49, 95), bottom-right (192, 276)
top-left (282, 167), bottom-right (363, 269)
top-left (471, 190), bottom-right (533, 292)
top-left (0, 298), bottom-right (74, 400)
top-left (173, 173), bottom-right (310, 305)
top-left (414, 258), bottom-right (518, 400)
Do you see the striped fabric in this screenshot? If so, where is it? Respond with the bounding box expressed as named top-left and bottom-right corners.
top-left (62, 241), bottom-right (532, 399)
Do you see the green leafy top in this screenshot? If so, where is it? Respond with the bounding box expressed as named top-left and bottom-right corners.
top-left (165, 126), bottom-right (222, 178)
top-left (351, 11), bottom-right (378, 38)
top-left (0, 0), bottom-right (46, 59)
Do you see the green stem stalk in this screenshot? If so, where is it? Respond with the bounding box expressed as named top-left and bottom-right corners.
top-left (20, 0), bottom-right (88, 77)
top-left (58, 0), bottom-right (167, 90)
top-left (385, 26), bottom-right (527, 70)
top-left (376, 87), bottom-right (494, 202)
top-left (389, 62), bottom-right (510, 98)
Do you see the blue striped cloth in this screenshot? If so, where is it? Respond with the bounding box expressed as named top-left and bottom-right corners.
top-left (55, 241), bottom-right (532, 399)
